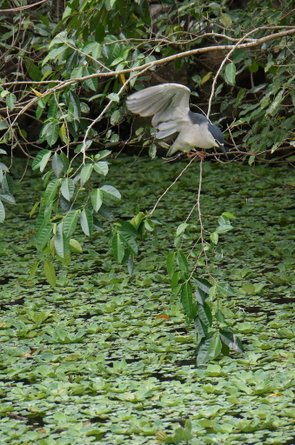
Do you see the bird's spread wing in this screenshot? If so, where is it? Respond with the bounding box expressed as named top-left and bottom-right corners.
top-left (126, 83), bottom-right (191, 138)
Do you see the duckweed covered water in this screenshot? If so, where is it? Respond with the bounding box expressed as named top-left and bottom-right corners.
top-left (0, 156), bottom-right (294, 445)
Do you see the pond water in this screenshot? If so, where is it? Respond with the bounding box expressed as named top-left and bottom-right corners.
top-left (0, 156), bottom-right (294, 444)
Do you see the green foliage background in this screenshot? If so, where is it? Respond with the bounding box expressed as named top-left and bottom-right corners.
top-left (0, 0), bottom-right (294, 354)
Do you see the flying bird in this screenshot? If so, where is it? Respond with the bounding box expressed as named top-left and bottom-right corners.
top-left (126, 83), bottom-right (226, 157)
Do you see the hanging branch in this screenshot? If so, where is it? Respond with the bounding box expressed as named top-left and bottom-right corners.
top-left (3, 25), bottom-right (295, 133)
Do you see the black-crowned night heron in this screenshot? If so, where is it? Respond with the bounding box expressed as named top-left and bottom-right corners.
top-left (126, 83), bottom-right (226, 158)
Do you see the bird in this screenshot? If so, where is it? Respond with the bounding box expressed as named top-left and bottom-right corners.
top-left (126, 83), bottom-right (226, 158)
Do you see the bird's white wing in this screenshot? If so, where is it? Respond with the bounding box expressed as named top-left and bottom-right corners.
top-left (126, 83), bottom-right (191, 138)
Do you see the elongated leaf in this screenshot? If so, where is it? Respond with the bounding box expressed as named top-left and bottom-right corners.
top-left (0, 193), bottom-right (15, 204)
top-left (80, 164), bottom-right (93, 186)
top-left (176, 222), bottom-right (189, 237)
top-left (61, 178), bottom-right (75, 201)
top-left (69, 238), bottom-right (83, 253)
top-left (44, 260), bottom-right (56, 287)
top-left (196, 336), bottom-right (213, 366)
top-left (51, 153), bottom-right (64, 178)
top-left (194, 317), bottom-right (207, 340)
top-left (197, 302), bottom-right (213, 329)
top-left (94, 150), bottom-right (111, 161)
top-left (80, 208), bottom-right (93, 236)
top-left (0, 120), bottom-right (8, 130)
top-left (40, 121), bottom-right (59, 146)
top-left (0, 200), bottom-right (5, 223)
top-left (210, 231), bottom-right (219, 245)
top-left (130, 211), bottom-right (145, 230)
top-left (44, 179), bottom-right (60, 204)
top-left (59, 123), bottom-right (69, 144)
top-left (225, 62), bottom-right (236, 86)
top-left (6, 93), bottom-right (16, 111)
top-left (208, 333), bottom-right (223, 360)
top-left (39, 151), bottom-right (51, 172)
top-left (120, 233), bottom-right (138, 256)
top-left (176, 250), bottom-right (189, 274)
top-left (166, 251), bottom-right (175, 276)
top-left (90, 188), bottom-right (103, 212)
top-left (101, 184), bottom-right (121, 201)
top-left (216, 224), bottom-right (233, 234)
top-left (53, 223), bottom-right (65, 258)
top-left (220, 328), bottom-right (243, 353)
top-left (93, 161), bottom-right (109, 176)
top-left (266, 89), bottom-right (284, 116)
top-left (112, 232), bottom-right (125, 263)
top-left (195, 279), bottom-right (211, 304)
top-left (35, 223), bottom-right (52, 251)
top-left (181, 282), bottom-right (197, 321)
top-left (32, 149), bottom-right (51, 171)
top-left (63, 210), bottom-right (79, 238)
top-left (25, 59), bottom-right (42, 81)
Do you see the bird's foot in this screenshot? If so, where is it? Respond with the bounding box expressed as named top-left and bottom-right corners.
top-left (187, 150), bottom-right (207, 160)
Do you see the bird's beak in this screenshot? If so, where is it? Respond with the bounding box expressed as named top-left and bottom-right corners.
top-left (219, 143), bottom-right (228, 159)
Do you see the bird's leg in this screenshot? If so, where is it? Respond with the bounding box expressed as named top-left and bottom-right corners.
top-left (187, 150), bottom-right (207, 160)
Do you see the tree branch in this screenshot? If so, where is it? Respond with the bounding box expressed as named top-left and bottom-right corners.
top-left (0, 0), bottom-right (48, 12)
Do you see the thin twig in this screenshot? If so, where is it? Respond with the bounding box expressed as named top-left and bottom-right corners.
top-left (149, 157), bottom-right (196, 216)
top-left (0, 0), bottom-right (47, 12)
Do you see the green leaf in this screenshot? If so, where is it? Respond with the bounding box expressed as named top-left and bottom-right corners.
top-left (208, 333), bottom-right (223, 360)
top-left (69, 238), bottom-right (83, 253)
top-left (220, 13), bottom-right (232, 28)
top-left (53, 223), bottom-right (66, 258)
top-left (176, 222), bottom-right (189, 237)
top-left (63, 210), bottom-right (79, 238)
top-left (52, 153), bottom-right (65, 178)
top-left (107, 93), bottom-right (120, 102)
top-left (35, 224), bottom-right (52, 251)
top-left (220, 328), bottom-right (243, 353)
top-left (40, 121), bottom-right (59, 146)
top-left (210, 231), bottom-right (219, 245)
top-left (119, 222), bottom-right (138, 255)
top-left (80, 164), bottom-right (93, 186)
top-left (110, 109), bottom-right (121, 125)
top-left (222, 212), bottom-right (236, 219)
top-left (94, 150), bottom-right (111, 161)
top-left (0, 119), bottom-right (8, 130)
top-left (195, 278), bottom-right (211, 304)
top-left (80, 208), bottom-right (93, 236)
top-left (61, 178), bottom-right (75, 201)
top-left (167, 252), bottom-right (175, 276)
top-left (225, 62), bottom-right (236, 86)
top-left (90, 188), bottom-right (103, 212)
top-left (216, 224), bottom-right (233, 234)
top-left (44, 260), bottom-right (56, 287)
top-left (196, 336), bottom-right (213, 366)
top-left (32, 150), bottom-right (52, 171)
top-left (93, 161), bottom-right (109, 176)
top-left (266, 90), bottom-right (284, 116)
top-left (180, 282), bottom-right (197, 321)
top-left (101, 185), bottom-right (121, 201)
top-left (176, 250), bottom-right (189, 274)
top-left (112, 232), bottom-right (125, 263)
top-left (0, 200), bottom-right (5, 223)
top-left (130, 211), bottom-right (145, 229)
top-left (6, 93), bottom-right (16, 111)
top-left (0, 193), bottom-right (15, 204)
top-left (25, 59), bottom-right (42, 81)
top-left (44, 179), bottom-right (60, 204)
